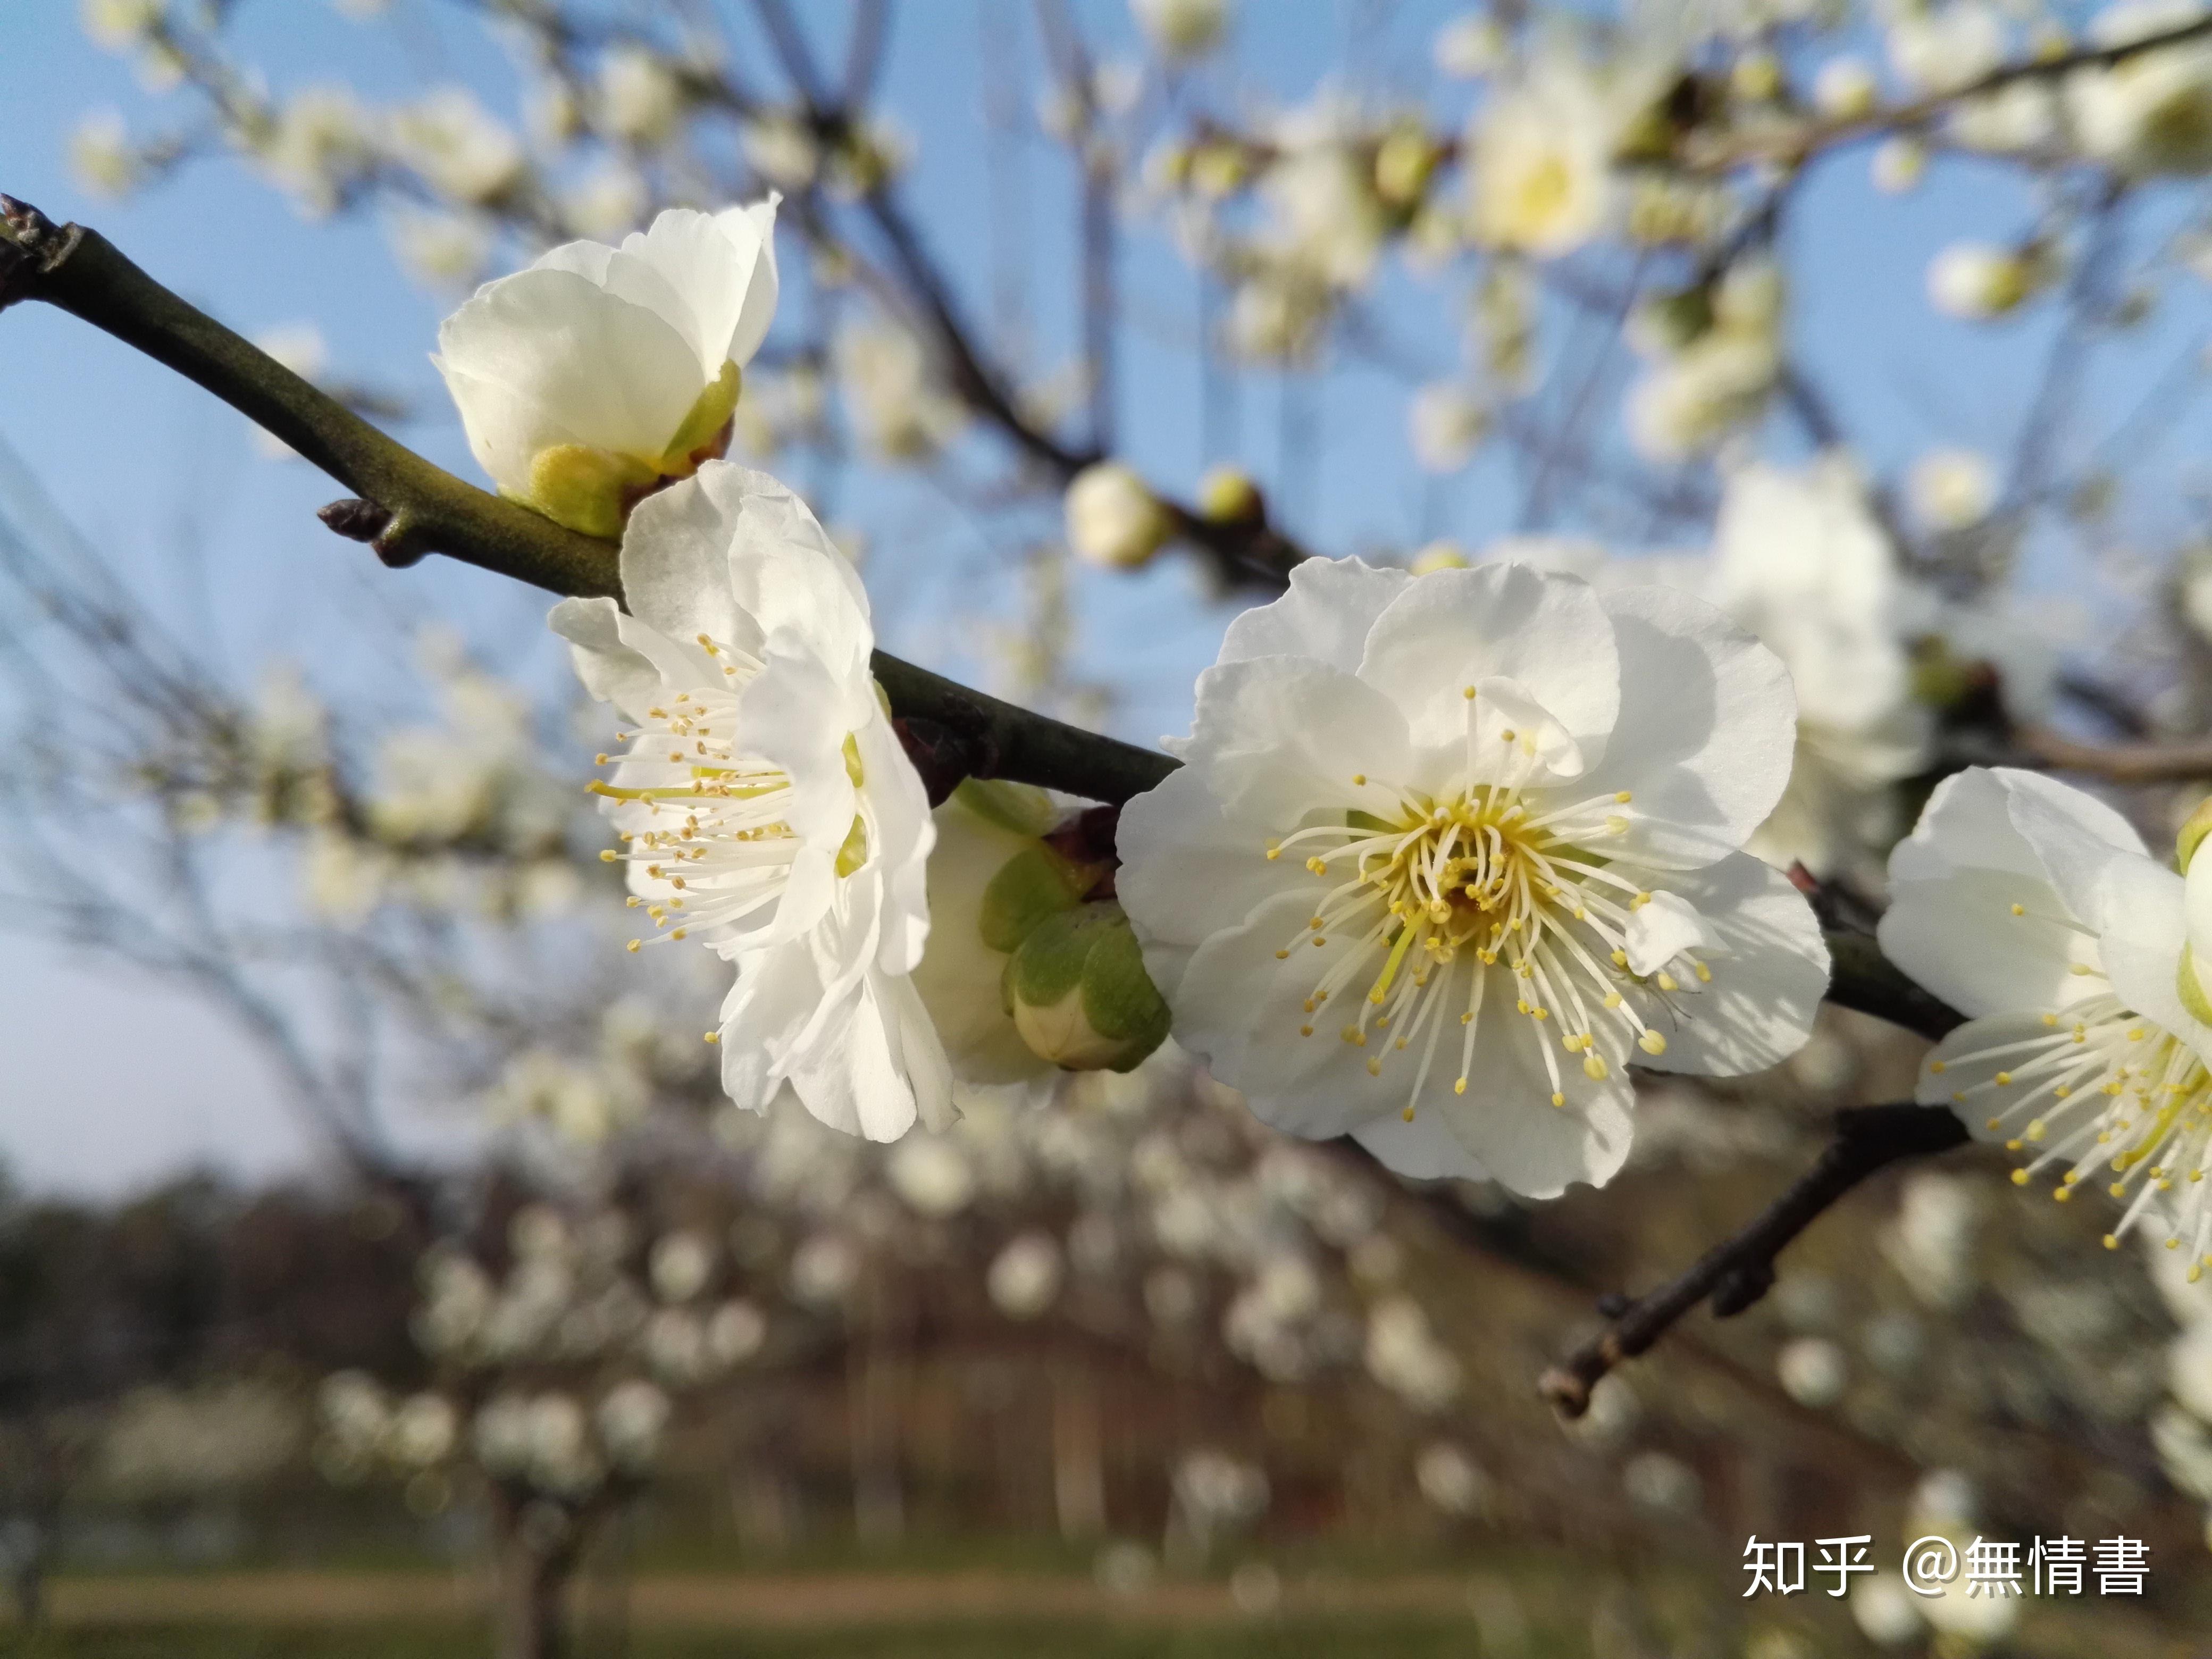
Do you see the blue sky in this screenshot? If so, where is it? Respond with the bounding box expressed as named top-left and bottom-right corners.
top-left (1, 0), bottom-right (2206, 1192)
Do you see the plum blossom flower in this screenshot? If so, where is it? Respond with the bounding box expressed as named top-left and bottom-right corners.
top-left (1117, 559), bottom-right (1828, 1196)
top-left (435, 200), bottom-right (780, 538)
top-left (1466, 56), bottom-right (1616, 257)
top-left (549, 462), bottom-right (952, 1140)
top-left (1881, 767), bottom-right (2212, 1259)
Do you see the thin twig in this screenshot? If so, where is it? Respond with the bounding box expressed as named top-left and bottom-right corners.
top-left (1538, 1103), bottom-right (1972, 1417)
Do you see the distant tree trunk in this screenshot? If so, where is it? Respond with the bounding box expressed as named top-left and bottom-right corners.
top-left (1051, 1361), bottom-right (1105, 1540)
top-left (493, 1504), bottom-right (579, 1659)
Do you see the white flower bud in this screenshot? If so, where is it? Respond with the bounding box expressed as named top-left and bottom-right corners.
top-left (1926, 241), bottom-right (2035, 319)
top-left (1132, 0), bottom-right (1228, 61)
top-left (596, 47), bottom-right (683, 147)
top-left (1006, 901), bottom-right (1172, 1073)
top-left (1907, 448), bottom-right (1997, 531)
top-left (1813, 55), bottom-right (1880, 121)
top-left (1065, 463), bottom-right (1172, 568)
top-left (70, 110), bottom-right (139, 198)
top-left (81, 0), bottom-right (164, 51)
top-left (1196, 464), bottom-right (1265, 525)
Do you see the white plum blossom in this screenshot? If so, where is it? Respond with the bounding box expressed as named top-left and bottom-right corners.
top-left (1466, 56), bottom-right (1616, 258)
top-left (1887, 4), bottom-right (2008, 96)
top-left (1812, 56), bottom-right (1880, 120)
top-left (435, 200), bottom-right (780, 538)
top-left (1117, 558), bottom-right (1828, 1196)
top-left (1881, 767), bottom-right (2212, 1258)
top-left (1409, 382), bottom-right (1489, 473)
top-left (1707, 459), bottom-right (1931, 877)
top-left (550, 462), bottom-right (952, 1141)
top-left (389, 87), bottom-right (525, 206)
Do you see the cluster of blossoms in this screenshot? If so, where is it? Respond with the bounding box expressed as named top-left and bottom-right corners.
top-left (411, 185), bottom-right (2204, 1279)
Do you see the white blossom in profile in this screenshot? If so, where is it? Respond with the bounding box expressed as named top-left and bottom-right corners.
top-left (436, 200), bottom-right (780, 538)
top-left (387, 206), bottom-right (495, 291)
top-left (1118, 557), bottom-right (1825, 1194)
top-left (987, 1231), bottom-right (1065, 1319)
top-left (1881, 767), bottom-right (2212, 1256)
top-left (1908, 448), bottom-right (1998, 531)
top-left (552, 465), bottom-right (950, 1140)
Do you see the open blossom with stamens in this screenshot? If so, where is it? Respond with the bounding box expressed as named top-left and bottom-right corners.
top-left (1117, 559), bottom-right (1829, 1196)
top-left (1881, 767), bottom-right (2212, 1261)
top-left (548, 460), bottom-right (951, 1141)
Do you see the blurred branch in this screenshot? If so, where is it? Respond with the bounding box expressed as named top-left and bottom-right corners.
top-left (2021, 725), bottom-right (2212, 782)
top-left (1538, 1103), bottom-right (1972, 1417)
top-left (1683, 14), bottom-right (2212, 173)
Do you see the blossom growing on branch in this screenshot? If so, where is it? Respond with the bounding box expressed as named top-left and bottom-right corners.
top-left (549, 462), bottom-right (951, 1141)
top-left (1881, 768), bottom-right (2212, 1258)
top-left (1117, 558), bottom-right (1828, 1196)
top-left (435, 200), bottom-right (781, 538)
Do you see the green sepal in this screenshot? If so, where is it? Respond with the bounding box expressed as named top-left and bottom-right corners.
top-left (660, 361), bottom-right (741, 470)
top-left (978, 845), bottom-right (1088, 953)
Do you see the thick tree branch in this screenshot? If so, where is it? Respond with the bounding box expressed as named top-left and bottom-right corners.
top-left (0, 200), bottom-right (1968, 1028)
top-left (1538, 1102), bottom-right (1972, 1418)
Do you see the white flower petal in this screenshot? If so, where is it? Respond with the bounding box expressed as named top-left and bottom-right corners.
top-left (1116, 762), bottom-right (1306, 999)
top-left (1574, 584), bottom-right (1797, 870)
top-left (713, 196), bottom-right (783, 367)
top-left (1623, 889), bottom-right (1719, 976)
top-left (1357, 562), bottom-right (1620, 765)
top-left (1352, 1108), bottom-right (1492, 1182)
top-left (1219, 555), bottom-right (1411, 673)
top-left (435, 267), bottom-right (702, 465)
top-left (2096, 856), bottom-right (2212, 1057)
top-left (546, 596), bottom-right (665, 723)
top-left (1629, 854), bottom-right (1829, 1077)
top-left (1429, 999), bottom-right (1636, 1197)
top-left (1881, 767), bottom-right (2132, 1018)
top-left (624, 204), bottom-right (776, 373)
top-left (1179, 656), bottom-right (1414, 824)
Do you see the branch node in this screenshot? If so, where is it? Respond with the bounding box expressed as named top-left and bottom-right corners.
top-left (317, 497), bottom-right (393, 543)
top-left (892, 716), bottom-right (990, 807)
top-left (0, 196), bottom-right (79, 312)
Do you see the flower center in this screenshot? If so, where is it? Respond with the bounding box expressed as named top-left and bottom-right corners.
top-left (1264, 731), bottom-right (1709, 1120)
top-left (589, 631), bottom-right (868, 953)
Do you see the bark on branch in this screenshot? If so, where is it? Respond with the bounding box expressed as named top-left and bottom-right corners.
top-left (1538, 1102), bottom-right (1972, 1418)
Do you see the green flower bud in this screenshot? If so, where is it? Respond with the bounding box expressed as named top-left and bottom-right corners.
top-left (1005, 901), bottom-right (1170, 1073)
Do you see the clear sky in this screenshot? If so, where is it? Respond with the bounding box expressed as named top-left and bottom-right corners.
top-left (1, 0), bottom-right (2205, 1194)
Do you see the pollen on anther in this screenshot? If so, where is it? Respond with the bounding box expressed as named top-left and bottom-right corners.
top-left (2010, 903), bottom-right (2026, 916)
top-left (1351, 773), bottom-right (1367, 786)
top-left (1613, 791), bottom-right (1632, 804)
top-left (599, 849), bottom-right (617, 863)
top-left (1549, 1092), bottom-right (1565, 1108)
top-left (1453, 1078), bottom-right (1468, 1095)
top-left (625, 940), bottom-right (641, 953)
top-left (1462, 685), bottom-right (1476, 700)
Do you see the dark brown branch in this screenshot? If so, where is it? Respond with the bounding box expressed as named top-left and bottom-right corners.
top-left (1538, 1102), bottom-right (1972, 1418)
top-left (2020, 726), bottom-right (2212, 783)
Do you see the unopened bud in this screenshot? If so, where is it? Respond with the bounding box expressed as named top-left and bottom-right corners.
top-left (1872, 136), bottom-right (1926, 194)
top-left (1197, 464), bottom-right (1265, 526)
top-left (1410, 540), bottom-right (1470, 575)
top-left (1813, 56), bottom-right (1879, 121)
top-left (1006, 902), bottom-right (1171, 1073)
top-left (1926, 242), bottom-right (2037, 321)
top-left (1065, 462), bottom-right (1172, 569)
top-left (1373, 128), bottom-right (1442, 208)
